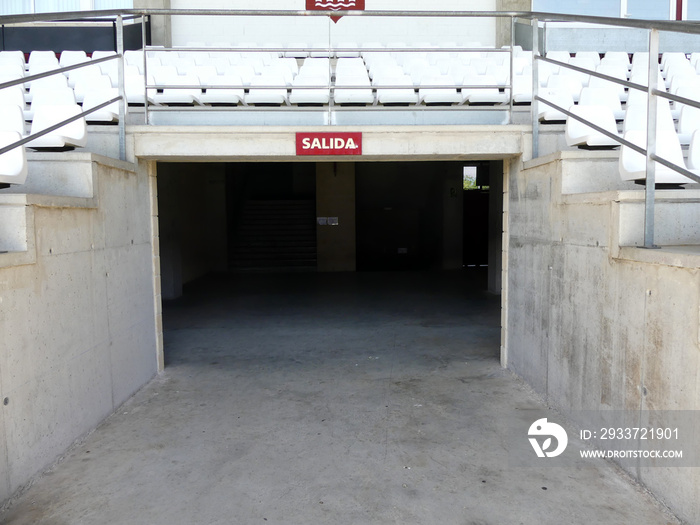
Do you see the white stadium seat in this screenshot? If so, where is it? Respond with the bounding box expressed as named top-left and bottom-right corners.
top-left (602, 51), bottom-right (630, 69)
top-left (59, 50), bottom-right (88, 69)
top-left (289, 75), bottom-right (330, 105)
top-left (27, 72), bottom-right (69, 103)
top-left (197, 74), bottom-right (245, 105)
top-left (561, 57), bottom-right (596, 87)
top-left (334, 74), bottom-right (374, 105)
top-left (67, 63), bottom-right (102, 88)
top-left (0, 85), bottom-right (26, 110)
top-left (375, 74), bottom-right (418, 105)
top-left (335, 42), bottom-right (361, 58)
top-left (511, 73), bottom-right (533, 104)
top-left (545, 75), bottom-right (583, 102)
top-left (27, 104), bottom-right (87, 149)
top-left (461, 74), bottom-right (508, 105)
top-left (545, 51), bottom-right (570, 73)
top-left (0, 51), bottom-right (25, 69)
top-left (73, 70), bottom-right (110, 103)
top-left (574, 51), bottom-right (601, 67)
top-left (578, 86), bottom-right (624, 120)
top-left (0, 63), bottom-right (26, 83)
top-left (591, 64), bottom-right (628, 101)
top-left (622, 101), bottom-right (676, 136)
top-left (565, 105), bottom-right (620, 148)
top-left (125, 74), bottom-right (154, 105)
top-left (285, 43), bottom-right (308, 58)
top-left (0, 105), bottom-right (26, 135)
top-left (26, 85), bottom-right (76, 121)
top-left (619, 129), bottom-right (691, 184)
top-left (153, 73), bottom-right (202, 105)
top-left (245, 74), bottom-right (289, 105)
top-left (677, 105), bottom-right (700, 145)
top-left (538, 90), bottom-right (575, 122)
top-left (0, 131), bottom-right (28, 186)
top-left (82, 87), bottom-right (120, 123)
top-left (28, 50), bottom-right (57, 67)
top-left (419, 75), bottom-right (462, 105)
top-left (686, 129), bottom-right (700, 171)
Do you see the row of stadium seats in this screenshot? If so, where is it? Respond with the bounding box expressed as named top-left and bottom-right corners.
top-left (560, 95), bottom-right (699, 184)
top-left (3, 46), bottom-right (700, 188)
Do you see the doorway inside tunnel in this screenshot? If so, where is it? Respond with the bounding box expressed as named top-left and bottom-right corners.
top-left (155, 159), bottom-right (503, 301)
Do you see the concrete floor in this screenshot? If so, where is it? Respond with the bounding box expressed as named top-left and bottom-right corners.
top-left (0, 270), bottom-right (679, 524)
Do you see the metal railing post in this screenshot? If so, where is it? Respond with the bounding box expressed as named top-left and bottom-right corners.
top-left (644, 28), bottom-right (660, 249)
top-left (327, 15), bottom-right (332, 126)
top-left (508, 16), bottom-right (515, 124)
top-left (116, 14), bottom-right (127, 161)
top-left (531, 17), bottom-right (540, 159)
top-left (142, 15), bottom-right (149, 125)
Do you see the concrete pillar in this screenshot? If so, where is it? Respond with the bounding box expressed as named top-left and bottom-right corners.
top-left (316, 162), bottom-right (356, 272)
top-left (133, 0), bottom-right (172, 47)
top-left (488, 161), bottom-right (504, 294)
top-left (442, 173), bottom-right (464, 270)
top-left (496, 0), bottom-right (531, 48)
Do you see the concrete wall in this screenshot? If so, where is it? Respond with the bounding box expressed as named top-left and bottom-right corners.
top-left (156, 163), bottom-right (228, 299)
top-left (0, 154), bottom-right (159, 507)
top-left (134, 0), bottom-right (172, 47)
top-left (488, 160), bottom-right (504, 294)
top-left (167, 0), bottom-right (497, 47)
top-left (316, 162), bottom-right (356, 272)
top-left (505, 154), bottom-right (700, 523)
top-left (496, 0), bottom-right (531, 47)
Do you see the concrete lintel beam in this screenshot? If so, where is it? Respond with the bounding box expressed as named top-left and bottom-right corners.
top-left (131, 125), bottom-right (528, 162)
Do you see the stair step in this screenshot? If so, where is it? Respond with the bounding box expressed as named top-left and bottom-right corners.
top-left (244, 202), bottom-right (314, 209)
top-left (230, 259), bottom-right (317, 267)
top-left (232, 245), bottom-right (316, 253)
top-left (233, 238), bottom-right (316, 246)
top-left (230, 198), bottom-right (317, 273)
top-left (235, 232), bottom-right (316, 239)
top-left (237, 221), bottom-right (315, 227)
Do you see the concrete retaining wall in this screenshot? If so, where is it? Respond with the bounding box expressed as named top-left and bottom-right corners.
top-left (505, 154), bottom-right (700, 523)
top-left (0, 154), bottom-right (159, 507)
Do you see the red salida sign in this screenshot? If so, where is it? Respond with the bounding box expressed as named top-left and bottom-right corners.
top-left (306, 0), bottom-right (365, 22)
top-left (296, 132), bottom-right (363, 156)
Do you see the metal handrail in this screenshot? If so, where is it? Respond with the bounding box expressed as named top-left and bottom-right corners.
top-left (2, 8), bottom-right (700, 249)
top-left (147, 46), bottom-right (511, 53)
top-left (537, 55), bottom-right (645, 92)
top-left (3, 8), bottom-right (700, 31)
top-left (537, 56), bottom-right (700, 113)
top-left (0, 97), bottom-right (121, 156)
top-left (533, 94), bottom-right (700, 184)
top-left (148, 84), bottom-right (510, 90)
top-left (0, 9), bottom-right (699, 35)
top-left (0, 17), bottom-right (129, 162)
top-left (528, 20), bottom-right (700, 248)
top-left (0, 53), bottom-right (119, 92)
top-left (533, 96), bottom-right (645, 154)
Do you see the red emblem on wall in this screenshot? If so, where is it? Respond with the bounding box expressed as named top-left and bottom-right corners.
top-left (306, 0), bottom-right (365, 23)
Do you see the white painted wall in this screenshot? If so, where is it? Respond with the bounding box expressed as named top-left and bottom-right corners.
top-left (169, 0), bottom-right (497, 47)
